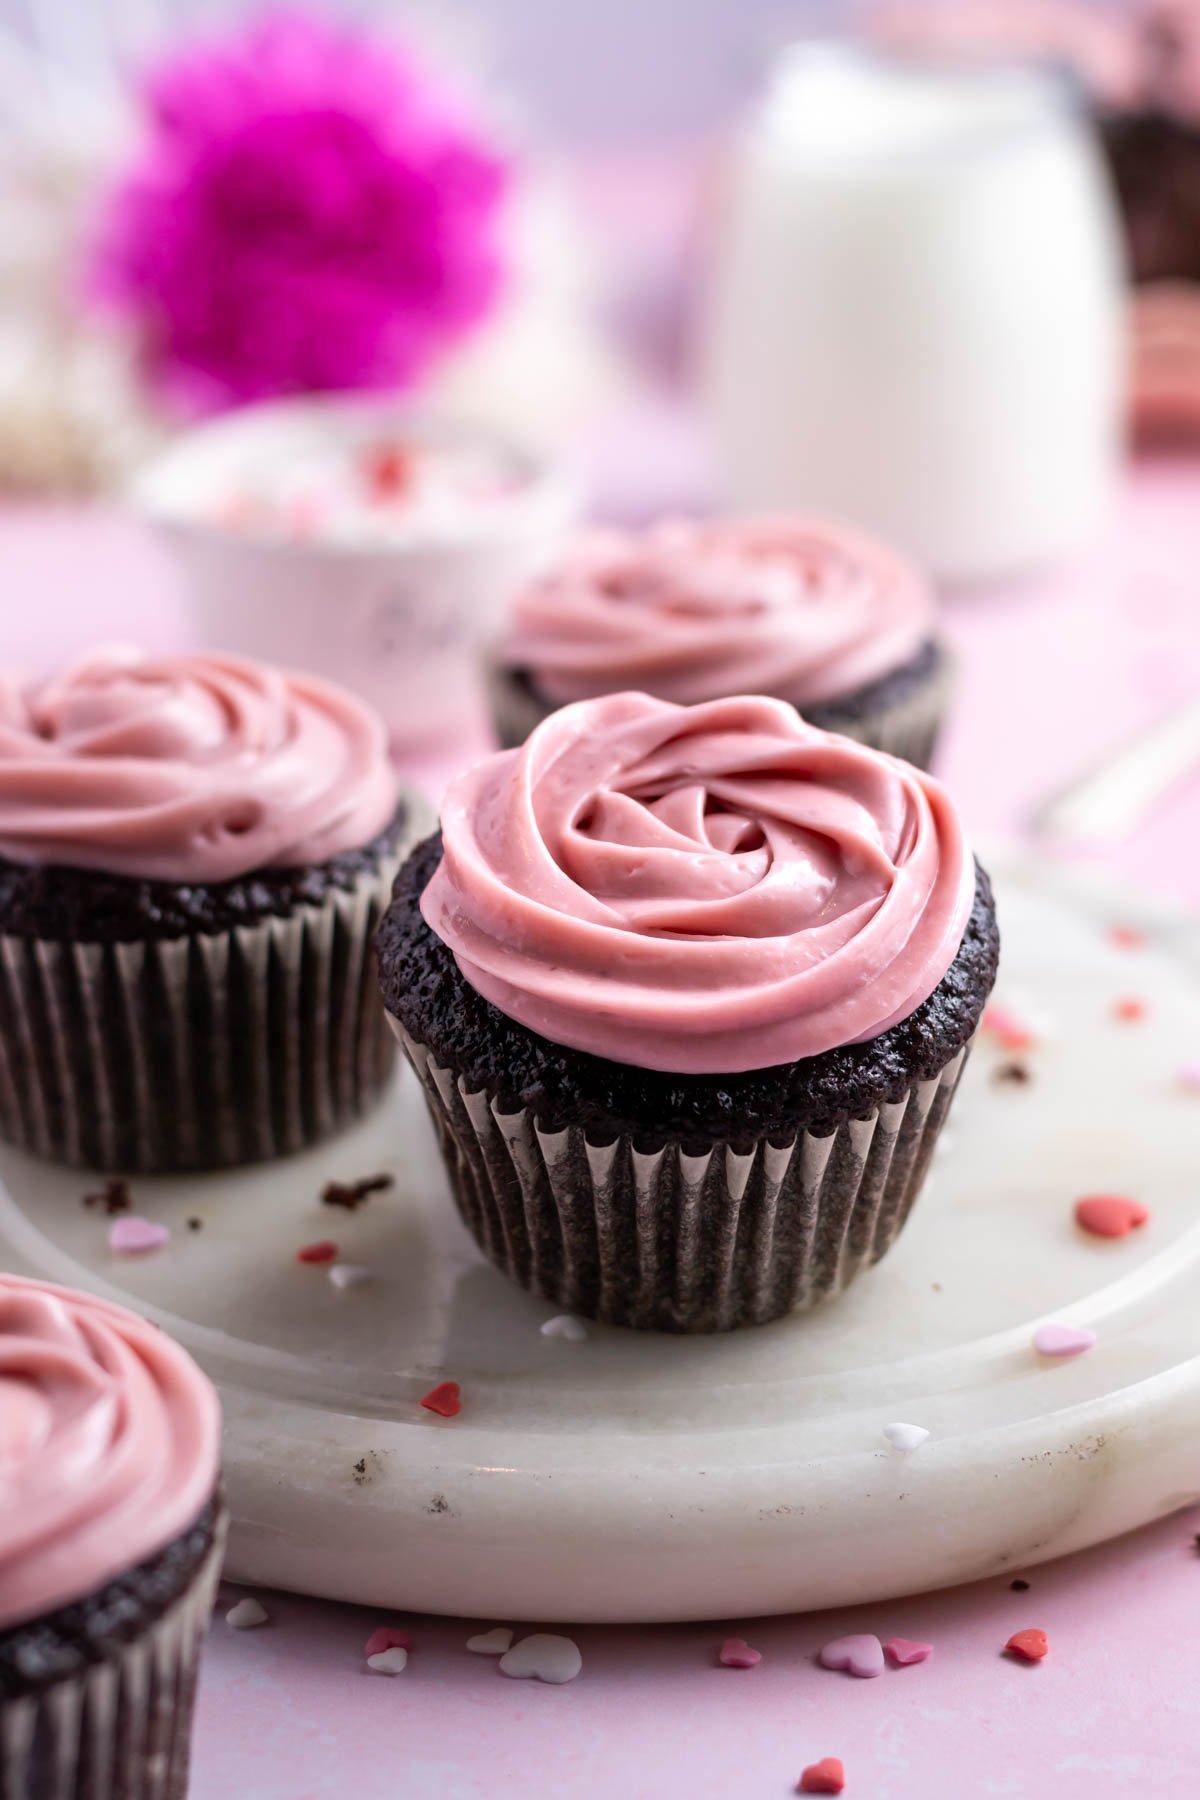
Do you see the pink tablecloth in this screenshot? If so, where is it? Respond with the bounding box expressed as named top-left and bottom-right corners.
top-left (3, 448), bottom-right (1199, 1800)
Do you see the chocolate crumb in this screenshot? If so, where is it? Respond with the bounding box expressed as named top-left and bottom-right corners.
top-left (994, 1062), bottom-right (1031, 1086)
top-left (322, 1173), bottom-right (394, 1211)
top-left (82, 1178), bottom-right (132, 1216)
top-left (1194, 1533), bottom-right (1200, 1554)
top-left (931, 1281), bottom-right (943, 1293)
top-left (187, 1217), bottom-right (203, 1232)
top-left (1011, 1578), bottom-right (1031, 1591)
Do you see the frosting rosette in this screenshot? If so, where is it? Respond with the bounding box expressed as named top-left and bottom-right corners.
top-left (421, 692), bottom-right (975, 1073)
top-left (0, 1274), bottom-right (220, 1630)
top-left (0, 646), bottom-right (397, 883)
top-left (500, 516), bottom-right (935, 708)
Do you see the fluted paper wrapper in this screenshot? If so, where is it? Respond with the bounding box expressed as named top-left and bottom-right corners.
top-left (488, 658), bottom-right (953, 771)
top-left (815, 653), bottom-right (954, 773)
top-left (394, 1020), bottom-right (970, 1332)
top-left (0, 1508), bottom-right (225, 1800)
top-left (0, 854), bottom-right (406, 1175)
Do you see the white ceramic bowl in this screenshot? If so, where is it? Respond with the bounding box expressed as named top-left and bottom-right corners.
top-left (130, 397), bottom-right (580, 750)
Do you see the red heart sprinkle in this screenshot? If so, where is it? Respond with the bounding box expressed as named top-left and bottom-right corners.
top-left (1006, 1628), bottom-right (1048, 1662)
top-left (364, 1626), bottom-right (412, 1658)
top-left (799, 1758), bottom-right (845, 1794)
top-left (420, 1381), bottom-right (461, 1418)
top-left (1074, 1196), bottom-right (1149, 1239)
top-left (362, 442), bottom-right (413, 501)
top-left (296, 1240), bottom-right (339, 1264)
top-left (1113, 996), bottom-right (1147, 1022)
top-left (1109, 926), bottom-right (1143, 950)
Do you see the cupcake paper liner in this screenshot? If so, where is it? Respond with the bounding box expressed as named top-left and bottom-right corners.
top-left (487, 655), bottom-right (953, 771)
top-left (0, 1508), bottom-right (225, 1800)
top-left (393, 1019), bottom-right (971, 1332)
top-left (0, 856), bottom-right (405, 1175)
top-left (812, 650), bottom-right (954, 773)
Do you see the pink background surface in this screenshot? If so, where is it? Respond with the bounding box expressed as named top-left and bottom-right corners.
top-left (3, 437), bottom-right (1199, 1798)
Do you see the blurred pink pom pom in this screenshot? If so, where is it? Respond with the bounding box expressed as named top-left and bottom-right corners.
top-left (90, 7), bottom-right (510, 412)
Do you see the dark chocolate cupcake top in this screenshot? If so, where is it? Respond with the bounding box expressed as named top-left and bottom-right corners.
top-left (0, 1274), bottom-right (220, 1630)
top-left (420, 691), bottom-right (974, 1074)
top-left (499, 516), bottom-right (934, 708)
top-left (0, 646), bottom-right (396, 884)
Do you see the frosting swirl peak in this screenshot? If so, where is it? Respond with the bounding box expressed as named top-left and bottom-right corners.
top-left (0, 1275), bottom-right (220, 1630)
top-left (421, 692), bottom-right (974, 1073)
top-left (0, 647), bottom-right (397, 884)
top-left (500, 516), bottom-right (935, 707)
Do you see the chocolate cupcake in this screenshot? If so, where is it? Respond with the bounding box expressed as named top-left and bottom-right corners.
top-left (489, 518), bottom-right (950, 770)
top-left (0, 647), bottom-right (422, 1173)
top-left (379, 692), bottom-right (998, 1332)
top-left (0, 1273), bottom-right (224, 1799)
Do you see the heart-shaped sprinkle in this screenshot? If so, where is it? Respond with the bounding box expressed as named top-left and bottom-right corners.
top-left (1113, 995), bottom-right (1147, 1022)
top-left (1074, 1195), bottom-right (1149, 1239)
top-left (540, 1314), bottom-right (588, 1341)
top-left (364, 1627), bottom-right (411, 1658)
top-left (467, 1627), bottom-right (514, 1655)
top-left (1034, 1322), bottom-right (1097, 1358)
top-left (798, 1757), bottom-right (845, 1794)
top-left (718, 1637), bottom-right (762, 1668)
top-left (884, 1637), bottom-right (933, 1667)
top-left (818, 1634), bottom-right (884, 1679)
top-left (225, 1598), bottom-right (269, 1630)
top-left (108, 1216), bottom-right (169, 1255)
top-left (882, 1422), bottom-right (930, 1453)
top-left (420, 1381), bottom-right (461, 1418)
top-left (982, 1004), bottom-right (1036, 1051)
top-left (498, 1632), bottom-right (582, 1684)
top-left (366, 1646), bottom-right (408, 1675)
top-left (297, 1239), bottom-right (339, 1264)
top-left (329, 1263), bottom-right (372, 1289)
top-left (1005, 1628), bottom-right (1048, 1662)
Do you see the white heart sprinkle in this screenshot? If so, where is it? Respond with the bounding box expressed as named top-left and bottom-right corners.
top-left (366, 1646), bottom-right (408, 1674)
top-left (498, 1632), bottom-right (582, 1684)
top-left (225, 1598), bottom-right (269, 1630)
top-left (882, 1421), bottom-right (931, 1453)
top-left (467, 1626), bottom-right (514, 1655)
top-left (540, 1314), bottom-right (588, 1342)
top-left (329, 1263), bottom-right (373, 1289)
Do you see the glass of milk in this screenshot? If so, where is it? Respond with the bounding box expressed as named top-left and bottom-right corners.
top-left (700, 43), bottom-right (1126, 584)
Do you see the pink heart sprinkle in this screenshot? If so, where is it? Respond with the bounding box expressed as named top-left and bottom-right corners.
top-left (718, 1637), bottom-right (762, 1669)
top-left (364, 1626), bottom-right (412, 1658)
top-left (884, 1636), bottom-right (934, 1667)
top-left (108, 1216), bottom-right (169, 1255)
top-left (1034, 1322), bottom-right (1097, 1359)
top-left (818, 1633), bottom-right (884, 1678)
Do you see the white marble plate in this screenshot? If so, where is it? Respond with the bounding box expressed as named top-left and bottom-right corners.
top-left (2, 849), bottom-right (1198, 1623)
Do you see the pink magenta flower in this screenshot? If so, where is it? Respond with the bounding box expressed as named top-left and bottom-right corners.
top-left (91, 8), bottom-right (510, 411)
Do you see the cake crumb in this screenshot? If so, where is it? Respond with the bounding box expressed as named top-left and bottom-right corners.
top-left (1011, 1578), bottom-right (1031, 1591)
top-left (83, 1178), bottom-right (132, 1216)
top-left (321, 1173), bottom-right (394, 1211)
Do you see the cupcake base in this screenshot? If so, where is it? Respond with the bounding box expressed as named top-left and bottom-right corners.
top-left (0, 1499), bottom-right (226, 1800)
top-left (378, 837), bottom-right (999, 1333)
top-left (0, 799), bottom-right (428, 1174)
top-left (487, 640), bottom-right (952, 770)
top-left (395, 1022), bottom-right (968, 1332)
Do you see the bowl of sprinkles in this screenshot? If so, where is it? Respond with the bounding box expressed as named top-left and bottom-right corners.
top-left (130, 397), bottom-right (579, 750)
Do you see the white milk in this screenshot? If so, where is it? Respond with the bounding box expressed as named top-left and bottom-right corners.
top-left (700, 44), bottom-right (1126, 583)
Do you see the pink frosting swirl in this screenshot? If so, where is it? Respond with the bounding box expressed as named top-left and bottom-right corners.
top-left (421, 692), bottom-right (975, 1073)
top-left (0, 647), bottom-right (397, 884)
top-left (499, 517), bottom-right (935, 709)
top-left (0, 1274), bottom-right (220, 1630)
